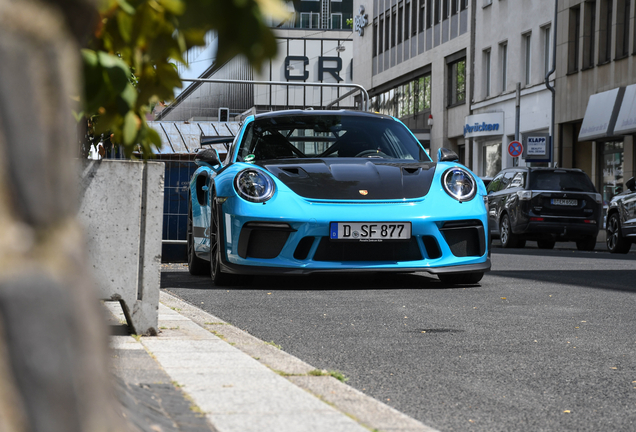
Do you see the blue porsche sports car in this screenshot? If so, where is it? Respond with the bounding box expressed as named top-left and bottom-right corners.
top-left (187, 110), bottom-right (490, 285)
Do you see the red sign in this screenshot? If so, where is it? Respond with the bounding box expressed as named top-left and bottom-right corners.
top-left (508, 140), bottom-right (523, 158)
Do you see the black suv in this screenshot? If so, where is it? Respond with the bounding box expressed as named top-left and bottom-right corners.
top-left (606, 177), bottom-right (636, 253)
top-left (486, 167), bottom-right (602, 250)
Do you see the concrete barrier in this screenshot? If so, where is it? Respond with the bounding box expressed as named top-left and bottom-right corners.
top-left (78, 159), bottom-right (164, 335)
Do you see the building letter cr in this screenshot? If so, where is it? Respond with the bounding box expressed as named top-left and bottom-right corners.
top-left (318, 57), bottom-right (343, 82)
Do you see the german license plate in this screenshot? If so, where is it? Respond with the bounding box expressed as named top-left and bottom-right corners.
top-left (551, 198), bottom-right (577, 206)
top-left (329, 222), bottom-right (411, 241)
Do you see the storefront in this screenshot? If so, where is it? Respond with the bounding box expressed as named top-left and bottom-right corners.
top-left (578, 87), bottom-right (634, 208)
top-left (464, 112), bottom-right (504, 177)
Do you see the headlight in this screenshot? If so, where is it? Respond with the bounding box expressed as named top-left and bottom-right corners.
top-left (442, 167), bottom-right (476, 202)
top-left (234, 169), bottom-right (275, 203)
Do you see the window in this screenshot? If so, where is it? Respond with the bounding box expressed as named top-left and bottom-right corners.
top-left (599, 0), bottom-right (612, 63)
top-left (419, 1), bottom-right (425, 33)
top-left (567, 6), bottom-right (580, 73)
top-left (523, 33), bottom-right (532, 86)
top-left (331, 13), bottom-right (342, 29)
top-left (435, 0), bottom-right (441, 24)
top-left (500, 42), bottom-right (508, 93)
top-left (443, 0), bottom-right (449, 19)
top-left (448, 56), bottom-right (466, 106)
top-left (583, 1), bottom-right (596, 69)
top-left (379, 17), bottom-right (384, 53)
top-left (391, 9), bottom-right (397, 48)
top-left (460, 0), bottom-right (468, 10)
top-left (484, 49), bottom-right (491, 97)
top-left (398, 6), bottom-right (403, 44)
top-left (373, 21), bottom-right (378, 56)
top-left (543, 25), bottom-right (552, 76)
top-left (616, 0), bottom-right (630, 58)
top-left (452, 0), bottom-right (458, 15)
top-left (413, 1), bottom-right (419, 36)
top-left (405, 3), bottom-right (410, 40)
top-left (300, 12), bottom-right (320, 29)
top-left (426, 0), bottom-right (433, 29)
top-left (385, 15), bottom-right (390, 49)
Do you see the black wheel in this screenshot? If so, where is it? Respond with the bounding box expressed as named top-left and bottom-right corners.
top-left (438, 272), bottom-right (484, 285)
top-left (606, 213), bottom-right (631, 253)
top-left (537, 239), bottom-right (556, 249)
top-left (187, 199), bottom-right (210, 276)
top-left (500, 214), bottom-right (522, 248)
top-left (576, 236), bottom-right (597, 251)
top-left (210, 192), bottom-right (243, 286)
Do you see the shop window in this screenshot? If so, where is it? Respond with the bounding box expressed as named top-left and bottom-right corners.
top-left (568, 6), bottom-right (580, 73)
top-left (448, 56), bottom-right (466, 106)
top-left (599, 0), bottom-right (612, 64)
top-left (616, 0), bottom-right (630, 58)
top-left (482, 142), bottom-right (502, 178)
top-left (601, 141), bottom-right (624, 205)
top-left (583, 1), bottom-right (596, 69)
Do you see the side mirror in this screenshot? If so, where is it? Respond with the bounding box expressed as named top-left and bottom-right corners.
top-left (627, 177), bottom-right (636, 192)
top-left (195, 148), bottom-right (222, 168)
top-left (437, 148), bottom-right (459, 162)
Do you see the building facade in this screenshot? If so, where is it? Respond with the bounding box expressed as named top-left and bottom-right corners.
top-left (556, 0), bottom-right (636, 208)
top-left (470, 0), bottom-right (554, 177)
top-left (353, 0), bottom-right (471, 155)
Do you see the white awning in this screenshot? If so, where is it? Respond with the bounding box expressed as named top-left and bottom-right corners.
top-left (613, 84), bottom-right (636, 135)
top-left (578, 88), bottom-right (625, 141)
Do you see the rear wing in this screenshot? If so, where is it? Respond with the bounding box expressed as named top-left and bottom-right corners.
top-left (200, 135), bottom-right (234, 150)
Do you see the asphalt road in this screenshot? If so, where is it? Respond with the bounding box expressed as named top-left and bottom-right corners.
top-left (162, 245), bottom-right (636, 432)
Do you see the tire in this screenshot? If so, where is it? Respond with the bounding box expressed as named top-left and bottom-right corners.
top-left (537, 239), bottom-right (556, 249)
top-left (187, 199), bottom-right (210, 276)
top-left (438, 272), bottom-right (484, 285)
top-left (499, 214), bottom-right (523, 248)
top-left (576, 236), bottom-right (597, 251)
top-left (606, 213), bottom-right (631, 254)
top-left (210, 192), bottom-right (243, 286)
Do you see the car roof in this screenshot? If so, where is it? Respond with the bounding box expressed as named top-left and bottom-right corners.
top-left (253, 109), bottom-right (394, 121)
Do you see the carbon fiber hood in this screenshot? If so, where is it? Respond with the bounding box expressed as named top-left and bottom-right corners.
top-left (260, 159), bottom-right (437, 200)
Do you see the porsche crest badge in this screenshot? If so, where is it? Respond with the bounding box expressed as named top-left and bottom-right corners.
top-left (359, 190), bottom-right (368, 196)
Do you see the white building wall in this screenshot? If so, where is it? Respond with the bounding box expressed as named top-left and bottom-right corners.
top-left (471, 0), bottom-right (554, 176)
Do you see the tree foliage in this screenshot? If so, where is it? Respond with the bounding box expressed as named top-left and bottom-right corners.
top-left (82, 0), bottom-right (287, 158)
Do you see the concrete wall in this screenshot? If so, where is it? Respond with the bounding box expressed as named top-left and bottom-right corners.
top-left (78, 160), bottom-right (164, 335)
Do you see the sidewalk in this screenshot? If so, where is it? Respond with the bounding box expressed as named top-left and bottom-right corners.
top-left (107, 291), bottom-right (437, 432)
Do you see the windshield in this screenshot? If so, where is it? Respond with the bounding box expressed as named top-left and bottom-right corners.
top-left (237, 114), bottom-right (431, 163)
top-left (528, 170), bottom-right (597, 192)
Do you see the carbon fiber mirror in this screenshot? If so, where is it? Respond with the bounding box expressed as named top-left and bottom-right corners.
top-left (437, 148), bottom-right (459, 162)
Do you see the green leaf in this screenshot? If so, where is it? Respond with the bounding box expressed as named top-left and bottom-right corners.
top-left (123, 110), bottom-right (139, 145)
top-left (116, 0), bottom-right (136, 15)
top-left (158, 0), bottom-right (185, 15)
top-left (116, 11), bottom-right (134, 43)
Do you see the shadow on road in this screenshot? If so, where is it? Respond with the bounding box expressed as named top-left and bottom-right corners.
top-left (488, 269), bottom-right (636, 293)
top-left (491, 246), bottom-right (636, 261)
top-left (160, 271), bottom-right (479, 291)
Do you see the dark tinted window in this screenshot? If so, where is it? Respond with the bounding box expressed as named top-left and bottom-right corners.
top-left (238, 114), bottom-right (432, 162)
top-left (529, 170), bottom-right (597, 192)
top-left (508, 172), bottom-right (526, 189)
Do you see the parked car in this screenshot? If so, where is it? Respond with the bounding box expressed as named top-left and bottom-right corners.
top-left (187, 110), bottom-right (490, 286)
top-left (606, 177), bottom-right (636, 253)
top-left (486, 167), bottom-right (602, 250)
